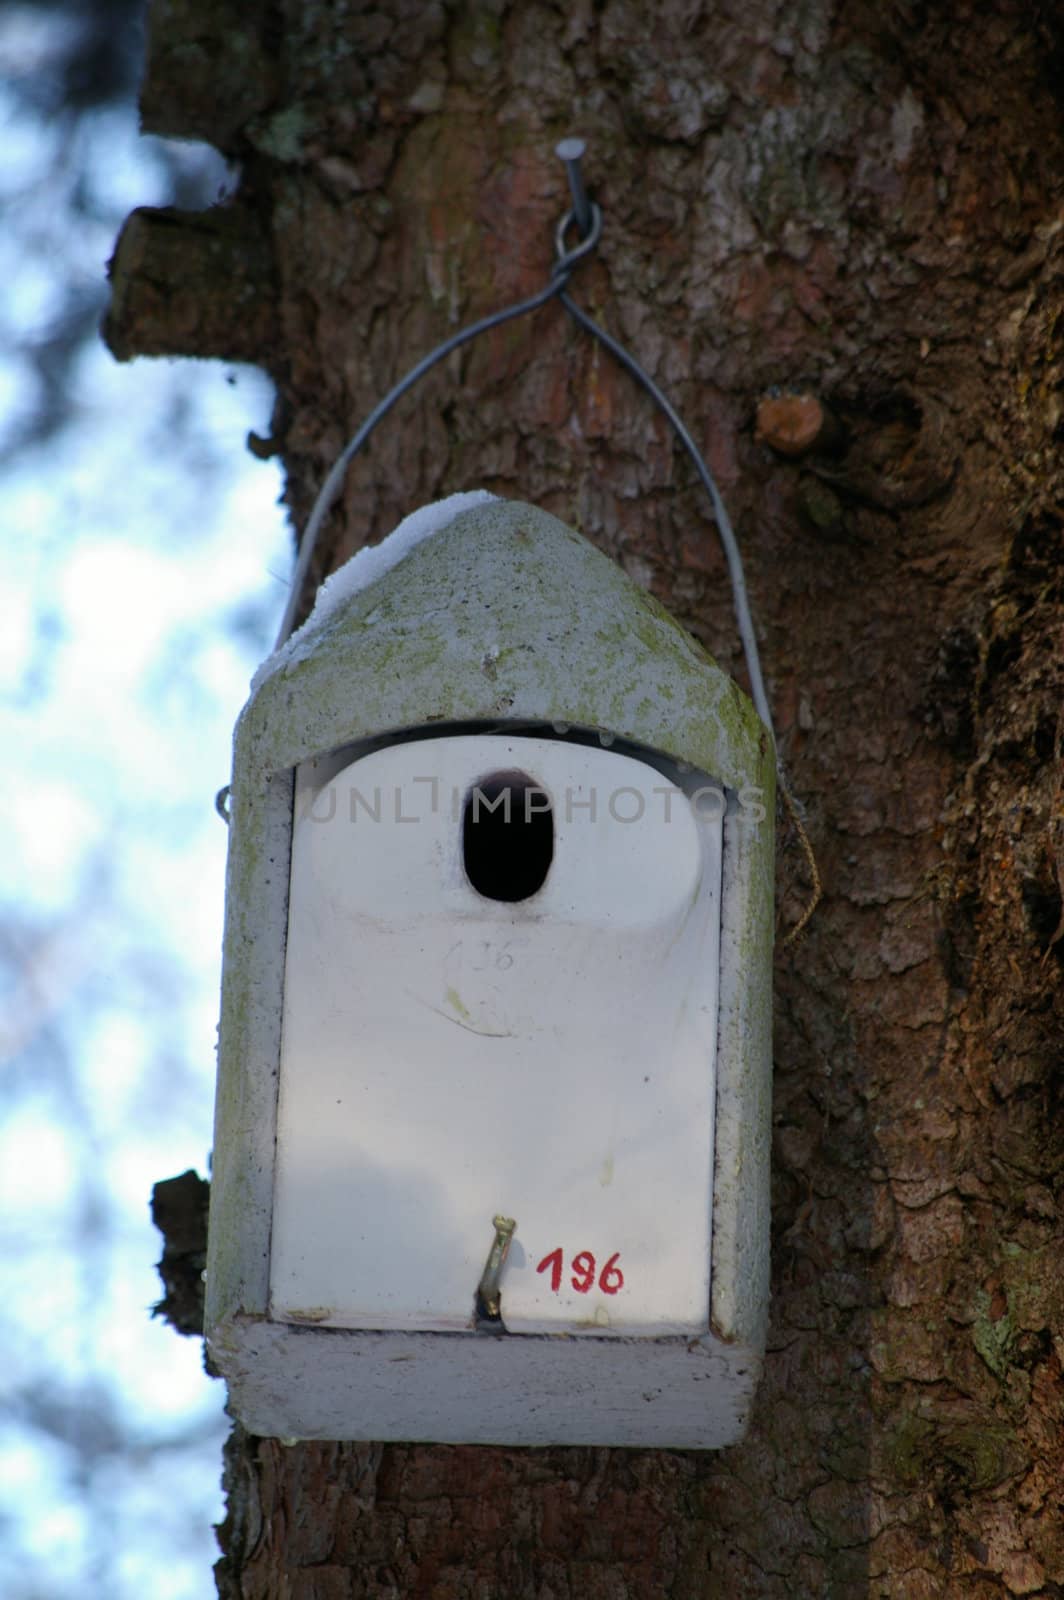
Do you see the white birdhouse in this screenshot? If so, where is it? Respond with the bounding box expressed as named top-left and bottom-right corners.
top-left (206, 495), bottom-right (774, 1449)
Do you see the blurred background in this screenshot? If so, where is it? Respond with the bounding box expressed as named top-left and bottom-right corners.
top-left (1, 2), bottom-right (289, 1593)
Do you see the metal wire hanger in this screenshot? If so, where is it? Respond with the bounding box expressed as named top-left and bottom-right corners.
top-left (273, 138), bottom-right (772, 738)
top-left (254, 137), bottom-right (820, 941)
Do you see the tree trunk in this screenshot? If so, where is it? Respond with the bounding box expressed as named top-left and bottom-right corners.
top-left (114, 1), bottom-right (1064, 1593)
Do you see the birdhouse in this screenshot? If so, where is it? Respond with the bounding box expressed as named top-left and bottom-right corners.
top-left (206, 494), bottom-right (774, 1449)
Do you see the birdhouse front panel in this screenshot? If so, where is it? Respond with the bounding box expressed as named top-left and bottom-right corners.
top-left (269, 733), bottom-right (723, 1340)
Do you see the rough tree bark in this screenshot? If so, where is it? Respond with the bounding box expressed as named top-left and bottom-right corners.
top-left (117, 2), bottom-right (1064, 1594)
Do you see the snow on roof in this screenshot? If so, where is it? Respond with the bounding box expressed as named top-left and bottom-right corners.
top-left (251, 490), bottom-right (496, 691)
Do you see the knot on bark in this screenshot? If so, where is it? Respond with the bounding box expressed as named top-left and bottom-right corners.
top-left (151, 1168), bottom-right (210, 1337)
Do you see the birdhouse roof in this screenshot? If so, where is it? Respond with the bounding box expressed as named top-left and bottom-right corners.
top-left (237, 498), bottom-right (772, 795)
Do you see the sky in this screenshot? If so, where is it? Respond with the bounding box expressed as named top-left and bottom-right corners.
top-left (0, 17), bottom-right (292, 1593)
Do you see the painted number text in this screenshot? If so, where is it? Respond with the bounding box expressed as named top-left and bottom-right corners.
top-left (535, 1248), bottom-right (624, 1295)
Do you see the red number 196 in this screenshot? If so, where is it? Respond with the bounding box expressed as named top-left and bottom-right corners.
top-left (536, 1248), bottom-right (624, 1296)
